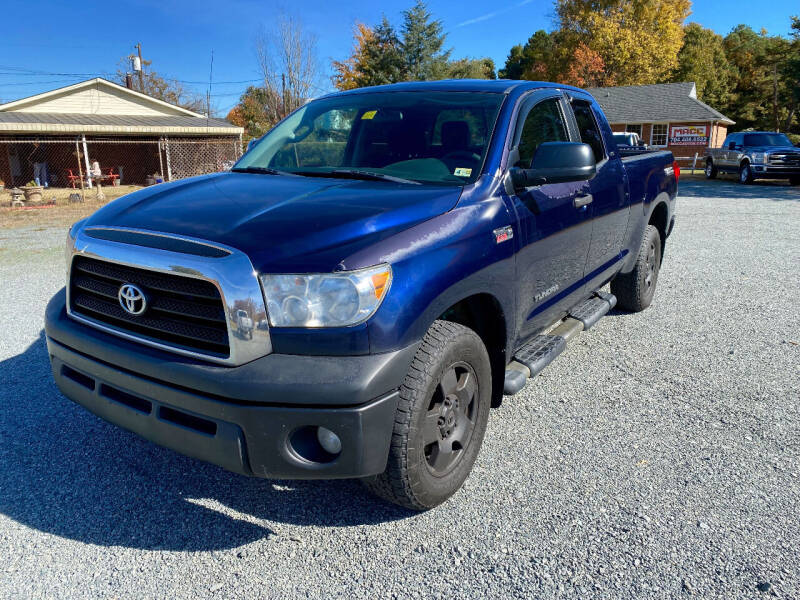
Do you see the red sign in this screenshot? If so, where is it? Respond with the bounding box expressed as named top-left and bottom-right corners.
top-left (669, 125), bottom-right (709, 146)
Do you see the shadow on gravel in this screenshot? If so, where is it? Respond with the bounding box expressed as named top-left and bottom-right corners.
top-left (0, 333), bottom-right (414, 551)
top-left (678, 177), bottom-right (800, 201)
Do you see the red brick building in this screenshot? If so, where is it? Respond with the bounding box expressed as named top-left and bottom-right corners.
top-left (588, 82), bottom-right (734, 164)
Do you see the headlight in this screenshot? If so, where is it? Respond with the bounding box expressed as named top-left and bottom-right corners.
top-left (66, 218), bottom-right (87, 269)
top-left (751, 152), bottom-right (766, 164)
top-left (259, 264), bottom-right (392, 328)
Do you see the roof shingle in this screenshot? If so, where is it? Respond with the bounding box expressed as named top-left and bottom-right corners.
top-left (587, 82), bottom-right (734, 125)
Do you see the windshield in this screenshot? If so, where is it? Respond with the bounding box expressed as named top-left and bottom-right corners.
top-left (743, 133), bottom-right (792, 147)
top-left (234, 91), bottom-right (504, 185)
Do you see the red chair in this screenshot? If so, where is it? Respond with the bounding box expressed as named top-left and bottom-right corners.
top-left (65, 169), bottom-right (81, 189)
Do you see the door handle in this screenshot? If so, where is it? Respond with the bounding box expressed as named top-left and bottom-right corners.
top-left (574, 194), bottom-right (593, 209)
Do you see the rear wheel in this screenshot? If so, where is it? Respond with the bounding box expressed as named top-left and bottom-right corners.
top-left (739, 163), bottom-right (754, 184)
top-left (363, 320), bottom-right (491, 510)
top-left (705, 159), bottom-right (717, 179)
top-left (611, 224), bottom-right (662, 313)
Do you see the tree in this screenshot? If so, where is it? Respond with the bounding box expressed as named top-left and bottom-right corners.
top-left (256, 13), bottom-right (320, 121)
top-left (358, 17), bottom-right (407, 86)
top-left (498, 30), bottom-right (562, 81)
top-left (563, 43), bottom-right (613, 87)
top-left (332, 23), bottom-right (375, 91)
top-left (226, 86), bottom-right (277, 142)
top-left (115, 58), bottom-right (206, 113)
top-left (446, 57), bottom-right (497, 80)
top-left (723, 25), bottom-right (793, 131)
top-left (672, 23), bottom-right (735, 109)
top-left (781, 16), bottom-right (800, 132)
top-left (400, 0), bottom-right (451, 80)
top-left (556, 0), bottom-right (691, 85)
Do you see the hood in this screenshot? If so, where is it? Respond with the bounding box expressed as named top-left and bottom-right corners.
top-left (85, 172), bottom-right (463, 272)
top-left (748, 145), bottom-right (799, 153)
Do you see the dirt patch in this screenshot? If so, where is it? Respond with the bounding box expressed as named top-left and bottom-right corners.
top-left (0, 185), bottom-right (142, 229)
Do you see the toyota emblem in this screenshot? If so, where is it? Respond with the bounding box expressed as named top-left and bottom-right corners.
top-left (118, 283), bottom-right (147, 315)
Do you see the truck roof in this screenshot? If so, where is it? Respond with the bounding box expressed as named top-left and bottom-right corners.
top-left (323, 79), bottom-right (588, 98)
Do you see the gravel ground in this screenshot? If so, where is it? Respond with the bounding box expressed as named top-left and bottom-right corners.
top-left (1, 177), bottom-right (798, 599)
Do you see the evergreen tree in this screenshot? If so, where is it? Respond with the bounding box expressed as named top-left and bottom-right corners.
top-left (401, 1), bottom-right (451, 80)
top-left (358, 17), bottom-right (407, 86)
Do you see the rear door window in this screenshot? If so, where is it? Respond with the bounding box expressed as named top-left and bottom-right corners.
top-left (571, 100), bottom-right (606, 162)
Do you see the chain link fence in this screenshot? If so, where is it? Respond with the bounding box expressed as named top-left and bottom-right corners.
top-left (0, 136), bottom-right (242, 206)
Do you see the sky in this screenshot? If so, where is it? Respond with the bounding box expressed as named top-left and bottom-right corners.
top-left (1, 0), bottom-right (797, 114)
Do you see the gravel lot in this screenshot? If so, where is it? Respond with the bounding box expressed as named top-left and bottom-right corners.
top-left (1, 178), bottom-right (798, 599)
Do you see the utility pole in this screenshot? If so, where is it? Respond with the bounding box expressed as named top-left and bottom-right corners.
top-left (135, 43), bottom-right (144, 92)
top-left (281, 73), bottom-right (286, 119)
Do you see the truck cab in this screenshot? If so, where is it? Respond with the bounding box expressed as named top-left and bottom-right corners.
top-left (46, 80), bottom-right (677, 509)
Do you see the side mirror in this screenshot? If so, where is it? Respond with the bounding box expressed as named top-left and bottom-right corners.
top-left (510, 142), bottom-right (596, 190)
top-left (728, 142), bottom-right (737, 150)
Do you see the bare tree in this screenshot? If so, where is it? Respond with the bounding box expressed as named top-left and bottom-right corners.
top-left (255, 14), bottom-right (320, 122)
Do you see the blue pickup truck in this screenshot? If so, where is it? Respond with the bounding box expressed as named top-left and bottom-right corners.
top-left (46, 80), bottom-right (678, 510)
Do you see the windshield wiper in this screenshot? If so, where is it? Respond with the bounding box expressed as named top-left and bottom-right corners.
top-left (231, 166), bottom-right (297, 177)
top-left (291, 169), bottom-right (420, 185)
top-left (333, 169), bottom-right (420, 185)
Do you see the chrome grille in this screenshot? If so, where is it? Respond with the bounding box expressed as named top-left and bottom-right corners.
top-left (69, 256), bottom-right (230, 356)
top-left (769, 152), bottom-right (800, 166)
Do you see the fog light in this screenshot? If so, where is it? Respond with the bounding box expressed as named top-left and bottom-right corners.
top-left (316, 427), bottom-right (342, 455)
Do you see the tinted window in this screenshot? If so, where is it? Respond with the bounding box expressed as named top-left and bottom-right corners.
top-left (743, 133), bottom-right (792, 147)
top-left (237, 91), bottom-right (504, 185)
top-left (572, 100), bottom-right (605, 161)
top-left (516, 98), bottom-right (569, 168)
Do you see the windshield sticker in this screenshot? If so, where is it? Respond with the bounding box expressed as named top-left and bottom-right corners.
top-left (361, 110), bottom-right (378, 120)
top-left (454, 167), bottom-right (472, 177)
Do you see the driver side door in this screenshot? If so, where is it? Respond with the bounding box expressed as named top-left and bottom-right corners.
top-left (505, 92), bottom-right (594, 343)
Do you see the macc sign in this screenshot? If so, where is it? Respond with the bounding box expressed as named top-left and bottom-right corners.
top-left (669, 125), bottom-right (709, 146)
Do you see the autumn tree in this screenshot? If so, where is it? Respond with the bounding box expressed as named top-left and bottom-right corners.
top-left (332, 23), bottom-right (375, 91)
top-left (226, 86), bottom-right (277, 142)
top-left (115, 58), bottom-right (206, 113)
top-left (564, 43), bottom-right (613, 87)
top-left (672, 23), bottom-right (735, 109)
top-left (556, 0), bottom-right (691, 85)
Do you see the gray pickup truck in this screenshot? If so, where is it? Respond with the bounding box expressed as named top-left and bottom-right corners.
top-left (705, 131), bottom-right (800, 185)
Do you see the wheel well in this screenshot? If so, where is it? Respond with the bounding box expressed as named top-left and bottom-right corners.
top-left (438, 294), bottom-right (507, 408)
top-left (649, 201), bottom-right (669, 253)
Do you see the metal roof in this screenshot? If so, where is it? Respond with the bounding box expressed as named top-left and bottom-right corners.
top-left (0, 111), bottom-right (241, 136)
top-left (587, 82), bottom-right (734, 125)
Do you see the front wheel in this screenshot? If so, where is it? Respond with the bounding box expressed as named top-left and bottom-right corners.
top-left (611, 224), bottom-right (662, 312)
top-left (739, 163), bottom-right (754, 184)
top-left (363, 320), bottom-right (491, 510)
top-left (705, 160), bottom-right (717, 179)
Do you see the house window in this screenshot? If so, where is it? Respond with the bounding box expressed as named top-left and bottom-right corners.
top-left (651, 123), bottom-right (668, 147)
top-left (625, 124), bottom-right (642, 137)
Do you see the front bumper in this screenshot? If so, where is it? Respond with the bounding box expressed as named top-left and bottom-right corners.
top-left (751, 165), bottom-right (800, 178)
top-left (45, 289), bottom-right (416, 479)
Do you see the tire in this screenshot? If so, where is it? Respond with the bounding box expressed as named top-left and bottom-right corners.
top-left (705, 159), bottom-right (717, 179)
top-left (739, 163), bottom-right (754, 184)
top-left (611, 224), bottom-right (662, 313)
top-left (363, 320), bottom-right (492, 510)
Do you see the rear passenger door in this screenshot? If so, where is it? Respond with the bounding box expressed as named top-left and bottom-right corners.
top-left (506, 91), bottom-right (594, 342)
top-left (566, 96), bottom-right (630, 291)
